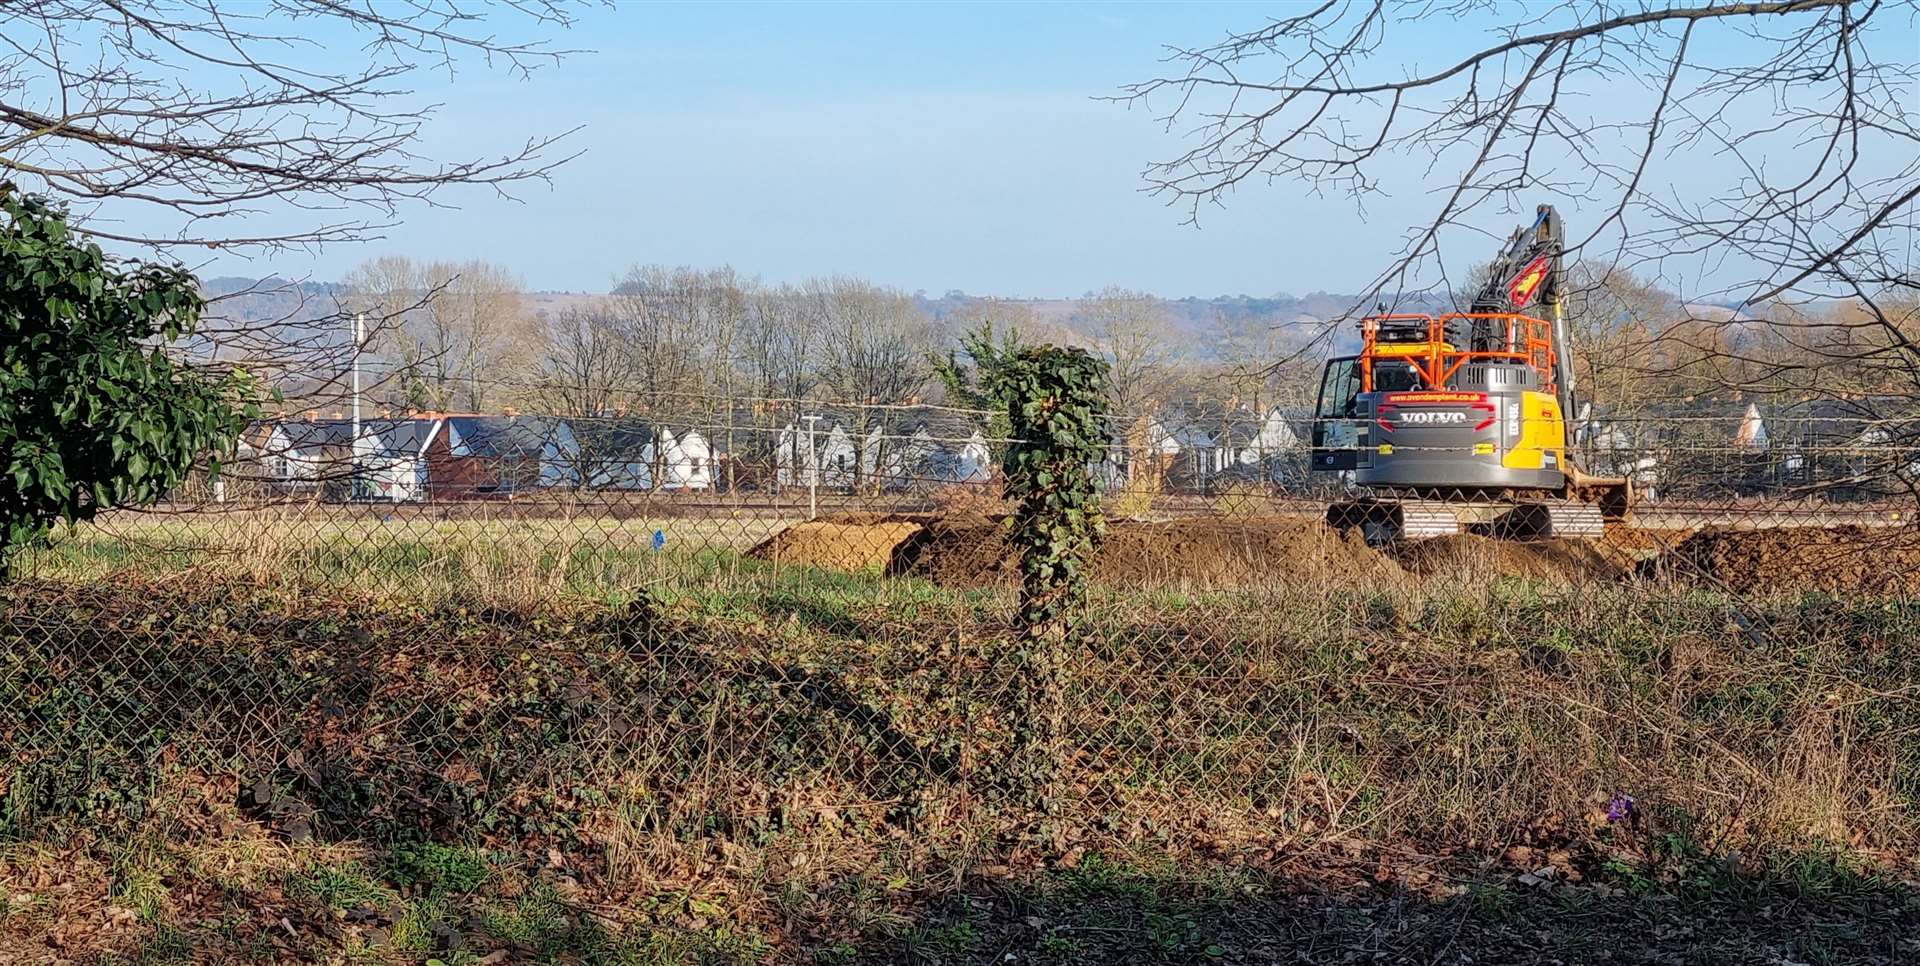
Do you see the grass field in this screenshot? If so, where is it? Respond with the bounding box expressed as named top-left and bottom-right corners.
top-left (24, 511), bottom-right (802, 603)
top-left (5, 542), bottom-right (1919, 962)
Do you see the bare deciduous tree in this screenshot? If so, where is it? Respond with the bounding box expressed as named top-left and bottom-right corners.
top-left (741, 282), bottom-right (821, 487)
top-left (811, 277), bottom-right (931, 490)
top-left (608, 265), bottom-right (711, 407)
top-left (1, 1), bottom-right (583, 255)
top-left (1076, 286), bottom-right (1181, 417)
top-left (1120, 0), bottom-right (1918, 372)
top-left (527, 307), bottom-right (624, 418)
top-left (1563, 265), bottom-right (1681, 413)
top-left (343, 257), bottom-right (532, 412)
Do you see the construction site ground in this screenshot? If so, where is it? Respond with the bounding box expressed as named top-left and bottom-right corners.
top-left (748, 511), bottom-right (1920, 595)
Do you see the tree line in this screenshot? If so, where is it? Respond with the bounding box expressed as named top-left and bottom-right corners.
top-left (331, 256), bottom-right (1918, 433)
top-left (332, 258), bottom-right (1324, 429)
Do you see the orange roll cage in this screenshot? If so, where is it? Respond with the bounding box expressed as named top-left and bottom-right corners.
top-left (1357, 313), bottom-right (1559, 394)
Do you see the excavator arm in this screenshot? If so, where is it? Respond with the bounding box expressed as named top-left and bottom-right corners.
top-left (1468, 205), bottom-right (1577, 424)
top-left (1471, 205), bottom-right (1631, 519)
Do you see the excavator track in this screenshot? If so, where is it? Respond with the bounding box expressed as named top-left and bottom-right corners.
top-left (1329, 494), bottom-right (1609, 544)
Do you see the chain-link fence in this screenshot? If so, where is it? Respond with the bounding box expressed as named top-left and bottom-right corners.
top-left (6, 389), bottom-right (1919, 961)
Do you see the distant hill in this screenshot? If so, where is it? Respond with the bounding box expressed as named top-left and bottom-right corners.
top-left (199, 276), bottom-right (345, 332)
top-left (195, 276), bottom-right (1456, 363)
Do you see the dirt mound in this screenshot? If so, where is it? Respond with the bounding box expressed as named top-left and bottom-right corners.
top-left (748, 520), bottom-right (925, 571)
top-left (804, 511), bottom-right (940, 526)
top-left (1599, 526), bottom-right (1693, 560)
top-left (1646, 525), bottom-right (1920, 594)
top-left (887, 518), bottom-right (1016, 585)
top-left (891, 516), bottom-right (1400, 588)
top-left (1389, 535), bottom-right (1625, 582)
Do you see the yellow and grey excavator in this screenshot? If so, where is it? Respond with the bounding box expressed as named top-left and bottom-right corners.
top-left (1310, 205), bottom-right (1632, 542)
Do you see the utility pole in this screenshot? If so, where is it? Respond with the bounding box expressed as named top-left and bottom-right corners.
top-left (351, 312), bottom-right (365, 501)
top-left (803, 413), bottom-right (822, 521)
top-left (351, 312), bottom-right (364, 440)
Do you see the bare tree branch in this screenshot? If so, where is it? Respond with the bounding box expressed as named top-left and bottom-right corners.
top-left (0, 0), bottom-right (588, 256)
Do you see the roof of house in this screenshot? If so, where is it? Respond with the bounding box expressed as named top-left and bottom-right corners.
top-left (253, 417), bottom-right (443, 456)
top-left (444, 416), bottom-right (575, 459)
top-left (366, 417), bottom-right (440, 454)
top-left (1584, 395), bottom-right (1920, 447)
top-left (572, 417), bottom-right (661, 456)
top-left (1768, 396), bottom-right (1920, 445)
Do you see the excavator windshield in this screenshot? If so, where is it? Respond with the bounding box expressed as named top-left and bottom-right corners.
top-left (1371, 361), bottom-right (1426, 393)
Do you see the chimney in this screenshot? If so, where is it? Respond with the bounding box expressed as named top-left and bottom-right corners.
top-left (503, 406), bottom-right (520, 418)
top-left (306, 409), bottom-right (320, 421)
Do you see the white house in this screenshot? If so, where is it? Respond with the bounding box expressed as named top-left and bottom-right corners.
top-left (659, 429), bottom-right (714, 490)
top-left (352, 418), bottom-right (441, 502)
top-left (579, 422), bottom-right (714, 491)
top-left (817, 424), bottom-right (858, 488)
top-left (924, 429), bottom-right (991, 484)
top-left (249, 417), bottom-right (444, 502)
top-left (258, 422), bottom-right (338, 487)
top-left (778, 420), bottom-right (990, 489)
top-left (1735, 402), bottom-right (1770, 452)
top-left (1187, 408), bottom-right (1305, 477)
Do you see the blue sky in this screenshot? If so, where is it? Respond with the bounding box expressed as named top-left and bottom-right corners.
top-left (202, 1), bottom-right (1429, 296)
top-left (191, 1), bottom-right (1906, 300)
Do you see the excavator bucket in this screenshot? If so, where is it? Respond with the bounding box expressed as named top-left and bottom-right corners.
top-left (1566, 466), bottom-right (1634, 523)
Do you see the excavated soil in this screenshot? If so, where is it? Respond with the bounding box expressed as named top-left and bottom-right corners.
top-left (889, 516), bottom-right (1402, 589)
top-left (1599, 526), bottom-right (1694, 559)
top-left (1388, 535), bottom-right (1626, 582)
top-left (748, 520), bottom-right (927, 571)
top-left (1645, 525), bottom-right (1920, 595)
top-left (754, 515), bottom-right (1920, 595)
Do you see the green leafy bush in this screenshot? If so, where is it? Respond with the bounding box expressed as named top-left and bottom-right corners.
top-left (0, 185), bottom-right (254, 571)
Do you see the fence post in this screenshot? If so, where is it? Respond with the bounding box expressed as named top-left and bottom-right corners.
top-left (992, 345), bottom-right (1109, 828)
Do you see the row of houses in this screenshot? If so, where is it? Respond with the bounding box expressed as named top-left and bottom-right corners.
top-left (239, 403), bottom-right (1318, 503)
top-left (1115, 407), bottom-right (1308, 488)
top-left (231, 393), bottom-right (1919, 504)
top-left (1578, 397), bottom-right (1920, 499)
top-left (236, 412), bottom-right (994, 502)
top-left (1116, 395), bottom-right (1920, 498)
top-left (772, 422), bottom-right (992, 489)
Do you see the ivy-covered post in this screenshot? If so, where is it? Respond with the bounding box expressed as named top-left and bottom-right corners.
top-left (990, 345), bottom-right (1109, 818)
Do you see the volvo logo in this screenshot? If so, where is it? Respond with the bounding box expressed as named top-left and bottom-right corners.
top-left (1394, 411), bottom-right (1468, 424)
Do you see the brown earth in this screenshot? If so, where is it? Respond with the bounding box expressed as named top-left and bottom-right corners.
top-left (1600, 526), bottom-right (1695, 557)
top-left (747, 520), bottom-right (926, 571)
top-left (1388, 535), bottom-right (1626, 582)
top-left (885, 518), bottom-right (1014, 585)
top-left (889, 516), bottom-right (1403, 589)
top-left (757, 515), bottom-right (1920, 594)
top-left (1645, 525), bottom-right (1920, 594)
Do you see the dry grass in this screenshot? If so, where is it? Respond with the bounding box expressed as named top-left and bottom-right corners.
top-left (6, 512), bottom-right (1919, 961)
top-left (23, 511), bottom-right (792, 604)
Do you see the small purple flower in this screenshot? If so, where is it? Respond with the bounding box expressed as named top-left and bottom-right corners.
top-left (1606, 794), bottom-right (1636, 823)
